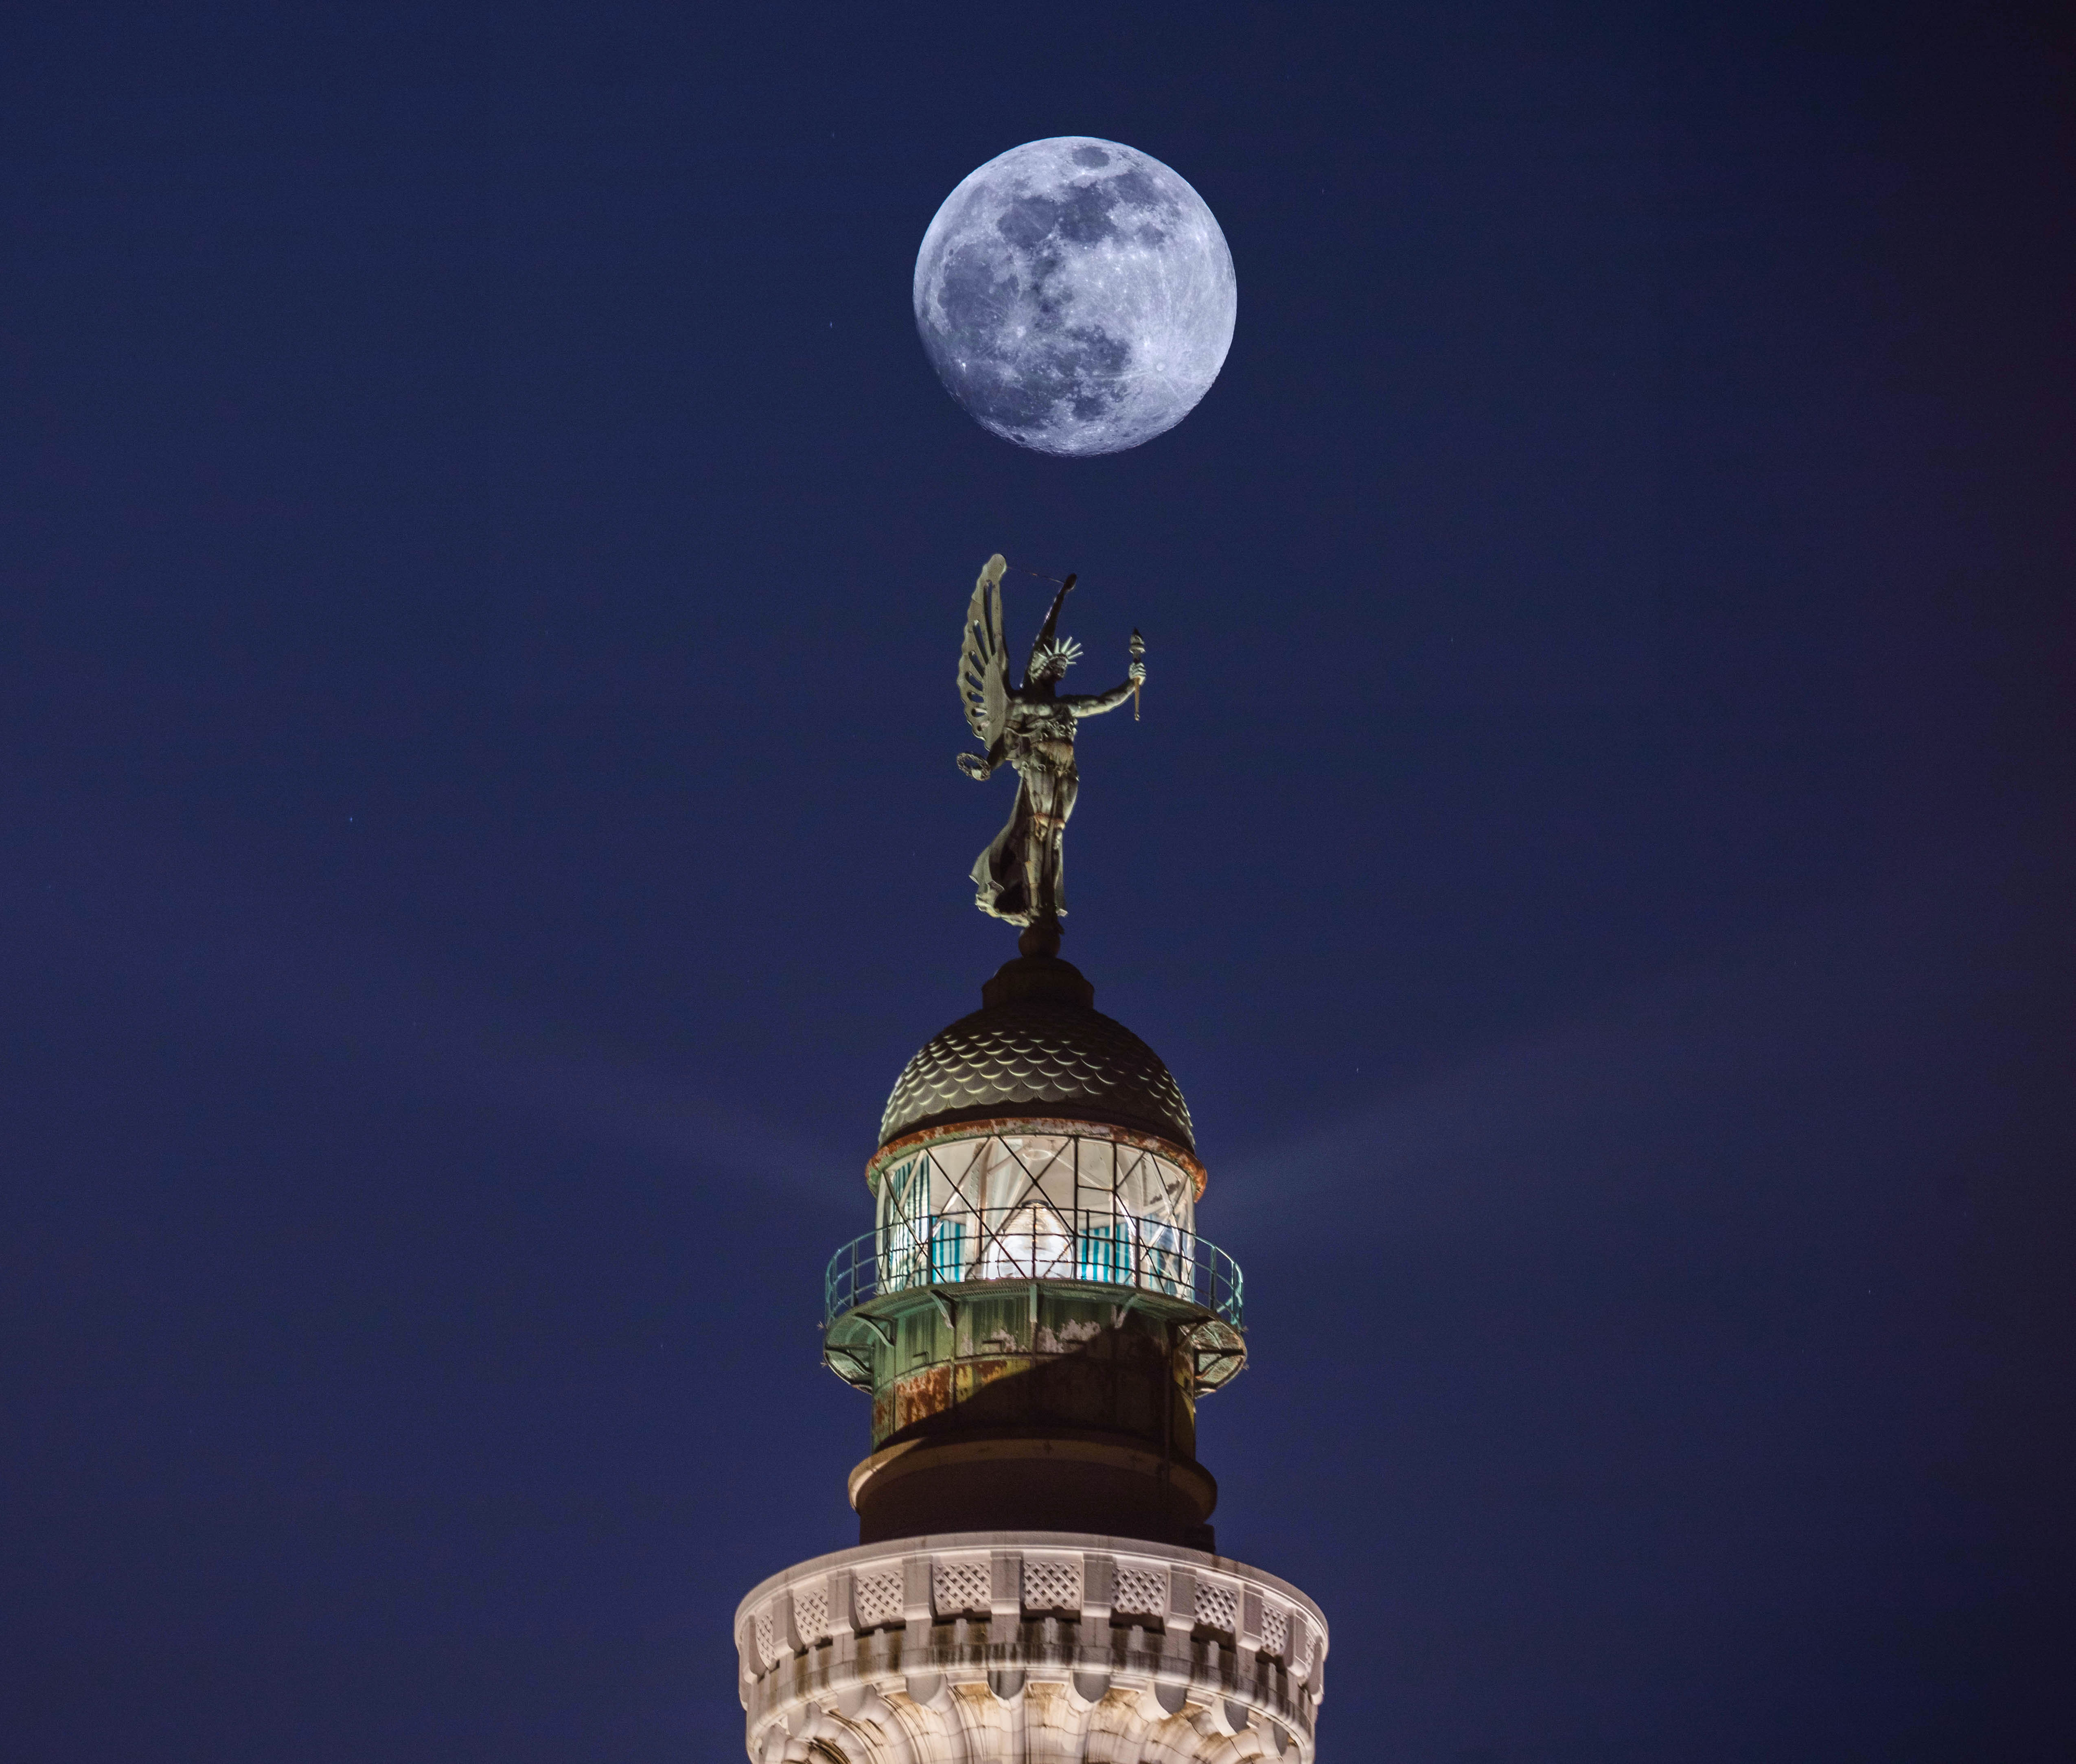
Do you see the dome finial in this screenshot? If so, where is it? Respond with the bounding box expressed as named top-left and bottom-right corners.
top-left (980, 947), bottom-right (1093, 1011)
top-left (1016, 911), bottom-right (1062, 959)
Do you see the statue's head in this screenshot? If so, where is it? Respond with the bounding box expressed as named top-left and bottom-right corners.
top-left (1026, 637), bottom-right (1082, 686)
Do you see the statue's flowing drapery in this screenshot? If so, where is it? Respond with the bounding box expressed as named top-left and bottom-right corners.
top-left (971, 746), bottom-right (1074, 925)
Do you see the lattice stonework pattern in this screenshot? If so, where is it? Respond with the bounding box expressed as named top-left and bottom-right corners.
top-left (932, 1557), bottom-right (994, 1617)
top-left (1260, 1602), bottom-right (1290, 1659)
top-left (1194, 1579), bottom-right (1238, 1635)
top-left (739, 1537), bottom-right (1330, 1764)
top-left (1111, 1564), bottom-right (1167, 1618)
top-left (792, 1585), bottom-right (829, 1648)
top-left (853, 1569), bottom-right (903, 1631)
top-left (1022, 1557), bottom-right (1082, 1613)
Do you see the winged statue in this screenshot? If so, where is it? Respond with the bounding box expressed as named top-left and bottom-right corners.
top-left (955, 553), bottom-right (1145, 954)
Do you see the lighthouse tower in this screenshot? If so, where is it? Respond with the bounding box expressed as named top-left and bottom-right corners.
top-left (732, 946), bottom-right (1330, 1762)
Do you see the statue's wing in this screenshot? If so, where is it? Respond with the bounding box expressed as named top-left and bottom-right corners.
top-left (959, 554), bottom-right (1010, 749)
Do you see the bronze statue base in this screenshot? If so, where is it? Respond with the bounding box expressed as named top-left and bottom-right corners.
top-left (1017, 914), bottom-right (1063, 959)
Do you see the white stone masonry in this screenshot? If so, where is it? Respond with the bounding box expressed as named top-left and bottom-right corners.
top-left (736, 1532), bottom-right (1327, 1764)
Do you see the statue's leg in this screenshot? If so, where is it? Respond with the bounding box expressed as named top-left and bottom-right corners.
top-left (1025, 764), bottom-right (1069, 935)
top-left (1021, 796), bottom-right (1047, 920)
top-left (1019, 816), bottom-right (1063, 958)
top-left (1047, 770), bottom-right (1079, 918)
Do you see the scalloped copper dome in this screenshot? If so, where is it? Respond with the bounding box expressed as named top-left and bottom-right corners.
top-left (880, 957), bottom-right (1196, 1152)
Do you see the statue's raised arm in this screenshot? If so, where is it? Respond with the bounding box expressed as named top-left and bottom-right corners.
top-left (950, 554), bottom-right (1145, 956)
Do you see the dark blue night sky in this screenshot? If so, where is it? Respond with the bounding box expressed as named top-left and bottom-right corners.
top-left (4, 4), bottom-right (2071, 1760)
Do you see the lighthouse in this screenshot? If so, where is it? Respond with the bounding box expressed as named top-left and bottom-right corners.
top-left (731, 945), bottom-right (1330, 1761)
top-left (733, 556), bottom-right (1327, 1760)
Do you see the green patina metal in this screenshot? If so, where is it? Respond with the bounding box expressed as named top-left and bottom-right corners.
top-left (825, 1275), bottom-right (1245, 1452)
top-left (821, 1205), bottom-right (1247, 1453)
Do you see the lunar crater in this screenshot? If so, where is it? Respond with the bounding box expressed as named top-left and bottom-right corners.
top-left (914, 137), bottom-right (1236, 456)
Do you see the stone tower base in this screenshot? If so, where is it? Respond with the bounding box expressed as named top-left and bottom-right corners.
top-left (736, 1532), bottom-right (1328, 1763)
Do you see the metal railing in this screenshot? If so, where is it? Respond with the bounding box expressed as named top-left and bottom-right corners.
top-left (823, 1207), bottom-right (1244, 1331)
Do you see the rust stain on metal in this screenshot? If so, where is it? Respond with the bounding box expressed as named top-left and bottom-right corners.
top-left (972, 1356), bottom-right (1026, 1391)
top-left (894, 1363), bottom-right (954, 1431)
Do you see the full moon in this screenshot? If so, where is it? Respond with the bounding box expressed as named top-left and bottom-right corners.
top-left (913, 138), bottom-right (1237, 456)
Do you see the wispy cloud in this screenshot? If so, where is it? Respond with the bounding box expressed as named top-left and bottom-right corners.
top-left (1215, 858), bottom-right (2067, 1260)
top-left (2, 819), bottom-right (839, 1189)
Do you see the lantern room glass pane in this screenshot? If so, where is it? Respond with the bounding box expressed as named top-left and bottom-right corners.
top-left (874, 1129), bottom-right (1197, 1292)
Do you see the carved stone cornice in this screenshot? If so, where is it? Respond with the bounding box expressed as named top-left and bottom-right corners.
top-left (736, 1531), bottom-right (1327, 1763)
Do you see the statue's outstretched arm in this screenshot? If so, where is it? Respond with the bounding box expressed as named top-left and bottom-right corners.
top-left (1063, 667), bottom-right (1144, 718)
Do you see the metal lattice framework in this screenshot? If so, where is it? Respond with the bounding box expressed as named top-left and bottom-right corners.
top-left (873, 1128), bottom-right (1198, 1242)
